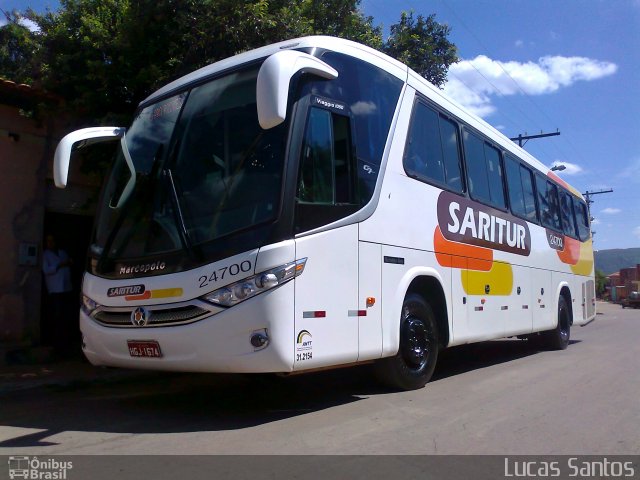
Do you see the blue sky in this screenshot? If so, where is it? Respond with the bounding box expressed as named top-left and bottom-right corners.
top-left (3, 0), bottom-right (639, 250)
top-left (362, 0), bottom-right (640, 251)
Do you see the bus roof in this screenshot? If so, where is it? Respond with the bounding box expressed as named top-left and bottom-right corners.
top-left (140, 35), bottom-right (582, 200)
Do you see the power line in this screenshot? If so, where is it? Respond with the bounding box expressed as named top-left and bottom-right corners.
top-left (438, 0), bottom-right (579, 164)
top-left (509, 130), bottom-right (560, 148)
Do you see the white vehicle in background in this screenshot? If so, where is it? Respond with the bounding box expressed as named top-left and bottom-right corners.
top-left (54, 36), bottom-right (596, 390)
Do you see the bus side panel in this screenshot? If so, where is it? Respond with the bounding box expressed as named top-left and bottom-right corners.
top-left (585, 278), bottom-right (596, 320)
top-left (358, 240), bottom-right (383, 361)
top-left (293, 224), bottom-right (359, 371)
top-left (506, 264), bottom-right (534, 336)
top-left (531, 267), bottom-right (554, 331)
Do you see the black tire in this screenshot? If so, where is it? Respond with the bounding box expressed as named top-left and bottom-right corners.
top-left (540, 295), bottom-right (571, 350)
top-left (375, 293), bottom-right (439, 390)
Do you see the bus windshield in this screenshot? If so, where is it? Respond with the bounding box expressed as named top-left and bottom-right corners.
top-left (92, 65), bottom-right (287, 267)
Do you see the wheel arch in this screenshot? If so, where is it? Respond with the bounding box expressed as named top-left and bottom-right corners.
top-left (384, 267), bottom-right (450, 357)
top-left (556, 282), bottom-right (573, 326)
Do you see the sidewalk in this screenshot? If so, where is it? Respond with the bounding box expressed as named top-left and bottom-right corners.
top-left (0, 355), bottom-right (160, 394)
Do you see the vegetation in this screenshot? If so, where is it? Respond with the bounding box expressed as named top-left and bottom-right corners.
top-left (594, 248), bottom-right (640, 275)
top-left (595, 269), bottom-right (606, 297)
top-left (1, 1), bottom-right (458, 125)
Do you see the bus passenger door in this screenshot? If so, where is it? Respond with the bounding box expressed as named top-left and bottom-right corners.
top-left (294, 225), bottom-right (359, 370)
top-left (291, 105), bottom-right (362, 370)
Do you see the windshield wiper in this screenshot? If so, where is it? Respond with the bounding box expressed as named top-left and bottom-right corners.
top-left (164, 168), bottom-right (197, 259)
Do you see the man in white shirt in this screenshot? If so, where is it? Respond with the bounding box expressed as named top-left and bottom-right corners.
top-left (43, 234), bottom-right (73, 294)
top-left (42, 234), bottom-right (75, 357)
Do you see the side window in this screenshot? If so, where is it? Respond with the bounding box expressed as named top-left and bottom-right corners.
top-left (295, 107), bottom-right (359, 233)
top-left (298, 107), bottom-right (357, 205)
top-left (505, 155), bottom-right (538, 222)
top-left (307, 51), bottom-right (404, 204)
top-left (520, 164), bottom-right (538, 222)
top-left (560, 190), bottom-right (578, 238)
top-left (536, 175), bottom-right (562, 231)
top-left (298, 108), bottom-right (333, 203)
top-left (464, 131), bottom-right (491, 203)
top-left (505, 156), bottom-right (525, 216)
top-left (440, 117), bottom-right (464, 191)
top-left (463, 130), bottom-right (506, 208)
top-left (573, 196), bottom-right (591, 241)
top-left (484, 144), bottom-right (505, 208)
top-left (404, 104), bottom-right (445, 184)
top-left (403, 102), bottom-right (463, 192)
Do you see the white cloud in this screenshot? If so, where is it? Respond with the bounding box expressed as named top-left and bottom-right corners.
top-left (515, 40), bottom-right (524, 48)
top-left (444, 55), bottom-right (618, 118)
top-left (634, 226), bottom-right (640, 239)
top-left (591, 218), bottom-right (601, 226)
top-left (549, 160), bottom-right (583, 175)
top-left (17, 18), bottom-right (40, 33)
top-left (601, 208), bottom-right (621, 214)
top-left (0, 16), bottom-right (40, 32)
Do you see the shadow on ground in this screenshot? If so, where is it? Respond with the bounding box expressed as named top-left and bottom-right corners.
top-left (0, 338), bottom-right (577, 447)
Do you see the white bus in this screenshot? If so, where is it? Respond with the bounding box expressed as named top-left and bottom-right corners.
top-left (54, 36), bottom-right (596, 390)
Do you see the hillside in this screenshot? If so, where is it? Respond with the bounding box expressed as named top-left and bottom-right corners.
top-left (594, 248), bottom-right (640, 275)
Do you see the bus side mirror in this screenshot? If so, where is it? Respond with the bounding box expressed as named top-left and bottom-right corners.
top-left (256, 50), bottom-right (338, 130)
top-left (54, 127), bottom-right (125, 188)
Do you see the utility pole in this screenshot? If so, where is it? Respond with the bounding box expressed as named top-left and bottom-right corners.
top-left (509, 130), bottom-right (560, 148)
top-left (582, 188), bottom-right (613, 237)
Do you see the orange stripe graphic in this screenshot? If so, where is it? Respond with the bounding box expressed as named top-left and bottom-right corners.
top-left (434, 226), bottom-right (493, 271)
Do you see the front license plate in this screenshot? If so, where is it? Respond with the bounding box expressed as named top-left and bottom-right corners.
top-left (127, 340), bottom-right (162, 358)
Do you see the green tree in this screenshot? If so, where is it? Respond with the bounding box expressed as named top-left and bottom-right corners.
top-left (383, 10), bottom-right (458, 87)
top-left (0, 11), bottom-right (40, 84)
top-left (2, 1), bottom-right (457, 123)
top-left (595, 269), bottom-right (607, 298)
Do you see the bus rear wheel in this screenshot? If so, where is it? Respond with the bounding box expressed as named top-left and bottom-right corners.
top-left (540, 295), bottom-right (571, 350)
top-left (375, 293), bottom-right (439, 390)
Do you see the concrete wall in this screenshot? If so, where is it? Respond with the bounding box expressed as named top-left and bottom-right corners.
top-left (0, 104), bottom-right (52, 344)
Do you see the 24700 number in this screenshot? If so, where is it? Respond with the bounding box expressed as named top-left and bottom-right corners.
top-left (198, 260), bottom-right (252, 288)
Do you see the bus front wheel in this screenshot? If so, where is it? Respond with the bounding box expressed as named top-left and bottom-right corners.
top-left (375, 293), bottom-right (439, 390)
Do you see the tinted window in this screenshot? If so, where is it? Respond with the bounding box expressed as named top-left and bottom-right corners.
top-left (505, 155), bottom-right (537, 222)
top-left (536, 175), bottom-right (562, 231)
top-left (304, 52), bottom-right (403, 204)
top-left (573, 196), bottom-right (591, 241)
top-left (463, 131), bottom-right (505, 208)
top-left (295, 107), bottom-right (359, 232)
top-left (505, 156), bottom-right (525, 215)
top-left (298, 108), bottom-right (357, 205)
top-left (440, 117), bottom-right (463, 191)
top-left (298, 108), bottom-right (334, 204)
top-left (560, 191), bottom-right (578, 238)
top-left (403, 103), bottom-right (463, 192)
top-left (485, 144), bottom-right (505, 207)
top-left (404, 104), bottom-right (445, 184)
top-left (521, 165), bottom-right (537, 222)
top-left (464, 131), bottom-right (491, 203)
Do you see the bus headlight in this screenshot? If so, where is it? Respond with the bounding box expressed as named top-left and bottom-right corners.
top-left (201, 258), bottom-right (307, 307)
top-left (81, 294), bottom-right (100, 316)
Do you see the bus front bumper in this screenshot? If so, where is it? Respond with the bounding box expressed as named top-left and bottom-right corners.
top-left (80, 282), bottom-right (295, 373)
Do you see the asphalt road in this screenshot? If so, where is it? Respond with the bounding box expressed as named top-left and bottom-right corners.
top-left (1, 301), bottom-right (638, 455)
